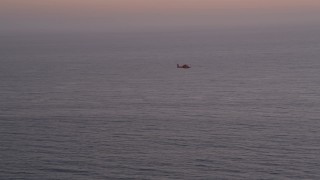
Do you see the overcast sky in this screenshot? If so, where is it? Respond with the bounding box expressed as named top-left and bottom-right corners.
top-left (1, 0), bottom-right (320, 33)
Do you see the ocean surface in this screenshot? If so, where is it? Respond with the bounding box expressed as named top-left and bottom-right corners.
top-left (1, 29), bottom-right (320, 179)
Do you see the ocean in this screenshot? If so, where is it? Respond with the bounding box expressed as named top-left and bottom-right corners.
top-left (1, 28), bottom-right (320, 179)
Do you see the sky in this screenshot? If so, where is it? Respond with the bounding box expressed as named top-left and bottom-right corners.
top-left (1, 0), bottom-right (320, 33)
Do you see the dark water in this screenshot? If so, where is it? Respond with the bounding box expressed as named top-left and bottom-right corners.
top-left (1, 29), bottom-right (320, 179)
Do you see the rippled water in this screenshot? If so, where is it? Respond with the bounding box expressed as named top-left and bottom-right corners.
top-left (1, 30), bottom-right (320, 179)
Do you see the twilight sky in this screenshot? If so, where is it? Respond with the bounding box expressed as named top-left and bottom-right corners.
top-left (1, 0), bottom-right (320, 32)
